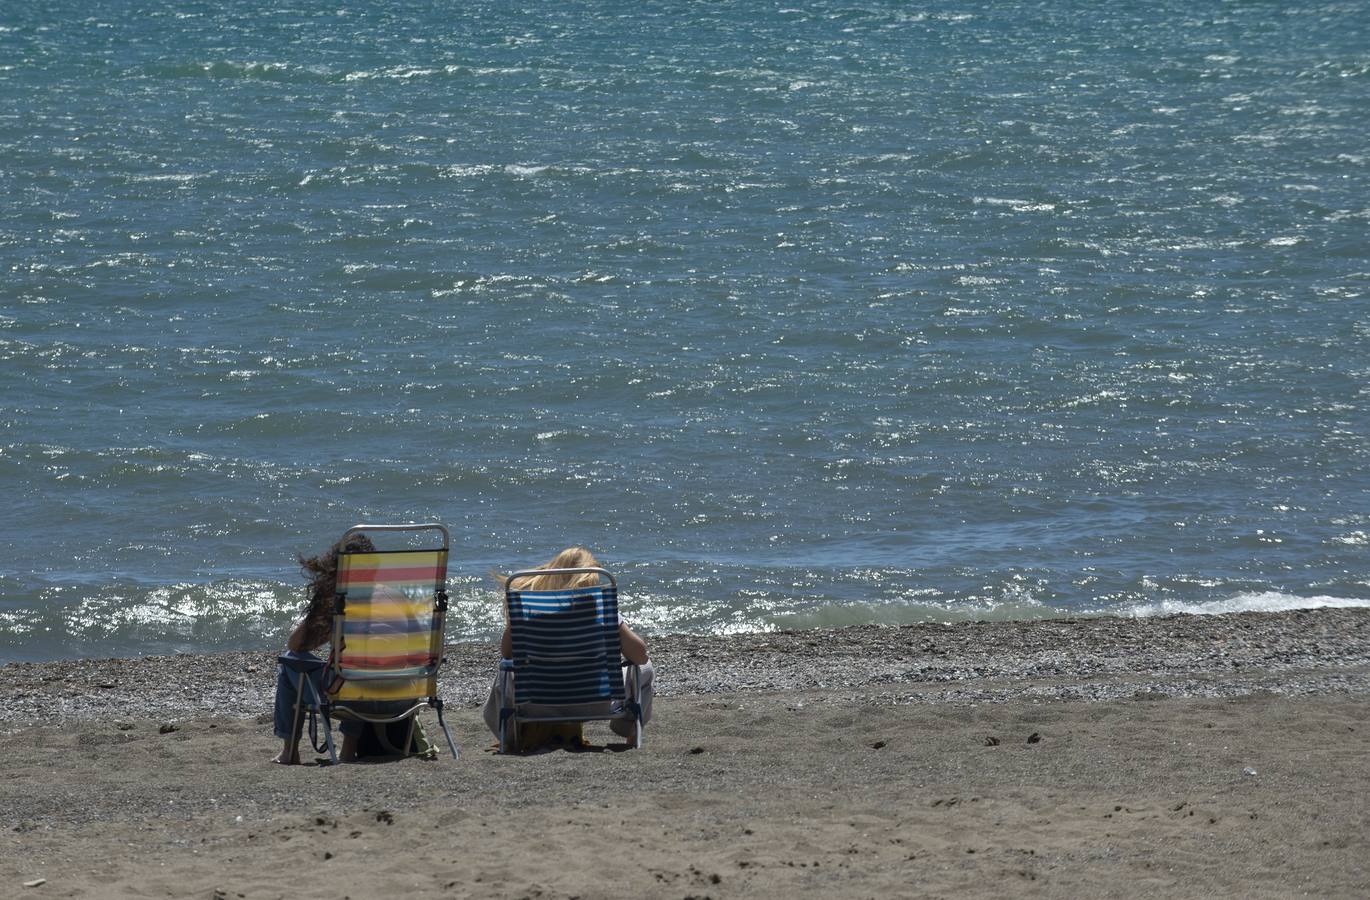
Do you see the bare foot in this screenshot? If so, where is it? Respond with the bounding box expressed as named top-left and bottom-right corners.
top-left (273, 736), bottom-right (303, 765)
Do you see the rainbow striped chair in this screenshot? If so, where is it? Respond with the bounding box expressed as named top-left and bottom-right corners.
top-left (316, 523), bottom-right (458, 762)
top-left (497, 567), bottom-right (643, 753)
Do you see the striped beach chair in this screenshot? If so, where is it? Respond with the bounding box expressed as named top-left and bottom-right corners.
top-left (318, 523), bottom-right (458, 762)
top-left (498, 567), bottom-right (644, 753)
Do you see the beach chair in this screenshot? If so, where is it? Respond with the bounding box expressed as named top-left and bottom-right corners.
top-left (286, 523), bottom-right (459, 764)
top-left (498, 567), bottom-right (644, 753)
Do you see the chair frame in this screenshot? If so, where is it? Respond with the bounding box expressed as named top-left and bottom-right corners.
top-left (288, 523), bottom-right (459, 764)
top-left (498, 566), bottom-right (643, 754)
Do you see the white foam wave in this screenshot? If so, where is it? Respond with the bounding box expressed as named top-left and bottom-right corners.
top-left (972, 196), bottom-right (1056, 213)
top-left (1127, 591), bottom-right (1370, 618)
top-left (129, 173), bottom-right (208, 183)
top-left (1331, 531), bottom-right (1369, 546)
top-left (344, 66), bottom-right (438, 81)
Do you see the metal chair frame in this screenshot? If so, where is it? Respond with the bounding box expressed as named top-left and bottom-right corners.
top-left (498, 566), bottom-right (643, 753)
top-left (295, 523), bottom-right (459, 764)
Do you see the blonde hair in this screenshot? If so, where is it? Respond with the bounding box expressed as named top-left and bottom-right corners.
top-left (497, 546), bottom-right (604, 591)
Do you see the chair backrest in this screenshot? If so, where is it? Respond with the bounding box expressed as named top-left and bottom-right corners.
top-left (329, 527), bottom-right (449, 705)
top-left (506, 575), bottom-right (625, 707)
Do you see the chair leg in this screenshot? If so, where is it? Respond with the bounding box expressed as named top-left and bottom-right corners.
top-left (288, 688), bottom-right (307, 757)
top-left (302, 677), bottom-right (337, 765)
top-left (432, 699), bottom-right (459, 760)
top-left (500, 710), bottom-right (518, 754)
top-left (632, 664), bottom-right (644, 749)
top-left (497, 665), bottom-right (514, 754)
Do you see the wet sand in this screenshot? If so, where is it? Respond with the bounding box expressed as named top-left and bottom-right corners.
top-left (2, 609), bottom-right (1368, 898)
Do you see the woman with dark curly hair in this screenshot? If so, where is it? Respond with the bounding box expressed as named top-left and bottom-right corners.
top-left (271, 532), bottom-right (375, 764)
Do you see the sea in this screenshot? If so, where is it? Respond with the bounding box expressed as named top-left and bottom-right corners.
top-left (2, 0), bottom-right (1368, 663)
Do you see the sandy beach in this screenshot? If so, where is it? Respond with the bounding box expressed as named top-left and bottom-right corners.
top-left (2, 608), bottom-right (1368, 899)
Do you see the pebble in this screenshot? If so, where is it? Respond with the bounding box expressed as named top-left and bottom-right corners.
top-left (0, 609), bottom-right (1366, 731)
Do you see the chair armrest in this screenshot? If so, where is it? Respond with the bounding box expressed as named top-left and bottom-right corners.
top-left (277, 653), bottom-right (326, 674)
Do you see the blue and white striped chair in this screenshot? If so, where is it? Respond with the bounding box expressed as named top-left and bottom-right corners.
top-left (498, 567), bottom-right (644, 753)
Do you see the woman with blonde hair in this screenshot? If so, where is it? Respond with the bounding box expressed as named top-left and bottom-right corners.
top-left (482, 547), bottom-right (653, 744)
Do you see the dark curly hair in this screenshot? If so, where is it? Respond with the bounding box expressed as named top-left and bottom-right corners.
top-left (295, 531), bottom-right (376, 649)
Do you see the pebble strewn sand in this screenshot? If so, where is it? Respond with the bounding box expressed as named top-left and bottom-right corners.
top-left (2, 609), bottom-right (1368, 898)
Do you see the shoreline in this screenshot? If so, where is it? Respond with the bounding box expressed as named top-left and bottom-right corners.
top-left (3, 607), bottom-right (1367, 730)
top-left (2, 608), bottom-right (1367, 898)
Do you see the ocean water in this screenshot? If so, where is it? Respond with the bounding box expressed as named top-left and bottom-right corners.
top-left (2, 0), bottom-right (1369, 662)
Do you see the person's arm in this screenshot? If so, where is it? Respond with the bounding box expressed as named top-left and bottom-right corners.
top-left (286, 612), bottom-right (328, 653)
top-left (619, 622), bottom-right (648, 665)
top-left (285, 618), bottom-right (313, 653)
top-left (498, 592), bottom-right (514, 658)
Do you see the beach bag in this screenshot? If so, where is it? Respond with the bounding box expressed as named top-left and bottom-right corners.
top-left (355, 717), bottom-right (439, 760)
top-left (509, 721), bottom-right (585, 753)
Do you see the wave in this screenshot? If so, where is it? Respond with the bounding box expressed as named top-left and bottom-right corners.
top-left (4, 572), bottom-right (1369, 663)
top-left (1125, 591), bottom-right (1370, 618)
top-left (143, 61), bottom-right (341, 83)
